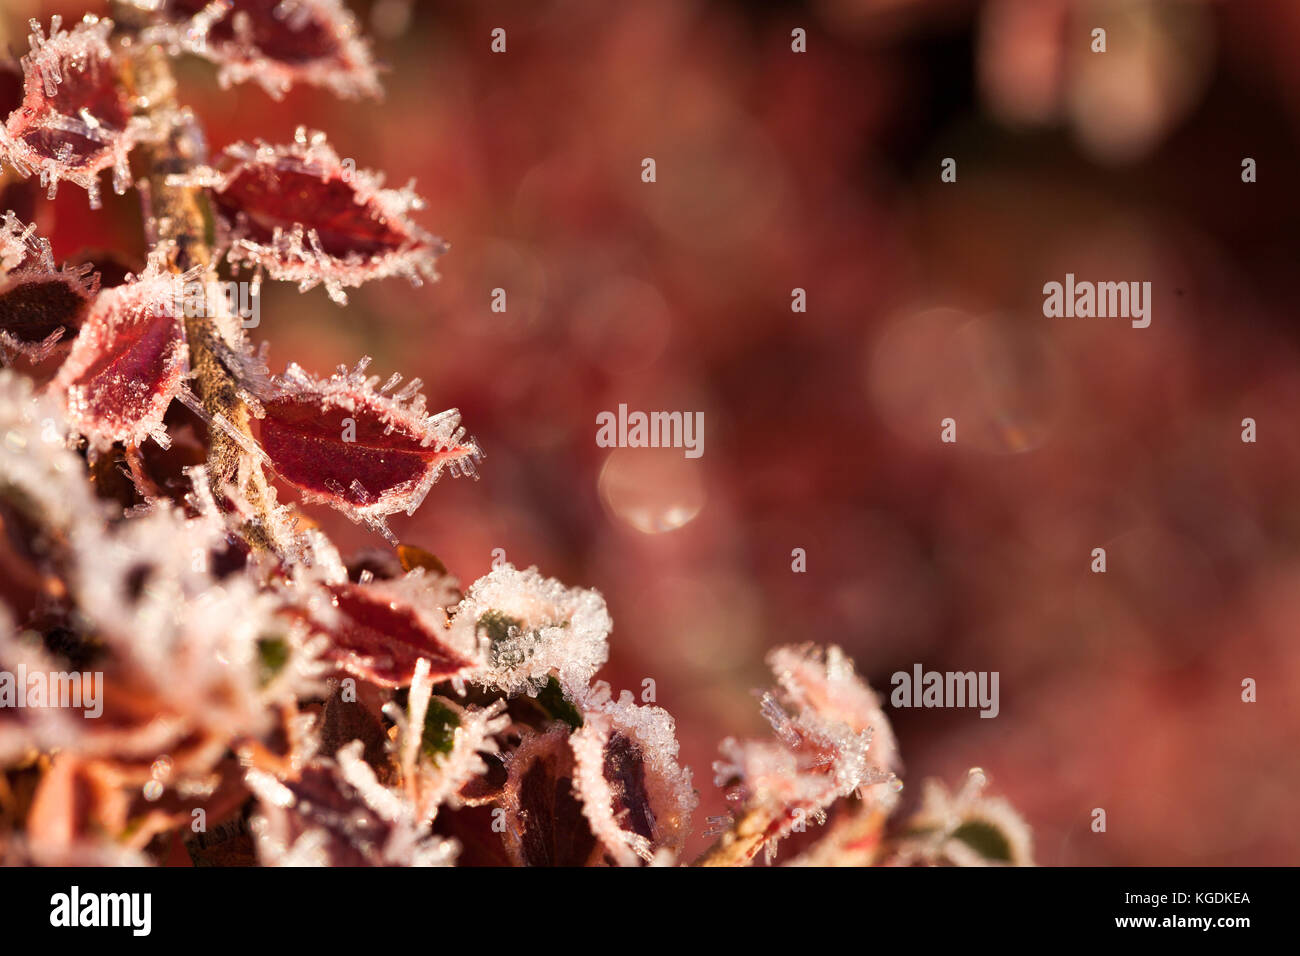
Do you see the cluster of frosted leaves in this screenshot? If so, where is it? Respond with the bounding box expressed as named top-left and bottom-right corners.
top-left (0, 749), bottom-right (159, 866)
top-left (0, 15), bottom-right (151, 209)
top-left (712, 644), bottom-right (900, 857)
top-left (150, 0), bottom-right (382, 101)
top-left (432, 563), bottom-right (696, 866)
top-left (0, 614), bottom-right (92, 768)
top-left (49, 251), bottom-right (192, 451)
top-left (187, 128), bottom-right (444, 305)
top-left (69, 502), bottom-right (329, 774)
top-left (0, 211), bottom-right (98, 364)
top-left (246, 356), bottom-right (481, 537)
top-left (448, 564), bottom-right (612, 698)
top-left (0, 371), bottom-right (329, 780)
top-left (284, 563), bottom-right (482, 688)
top-left (0, 378), bottom-right (100, 764)
top-left (387, 656), bottom-right (510, 824)
top-left (246, 741), bottom-right (457, 866)
top-left (885, 769), bottom-right (1034, 867)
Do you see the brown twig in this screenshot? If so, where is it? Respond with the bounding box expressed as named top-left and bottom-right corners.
top-left (694, 800), bottom-right (889, 867)
top-left (111, 5), bottom-right (280, 552)
top-left (694, 803), bottom-right (780, 867)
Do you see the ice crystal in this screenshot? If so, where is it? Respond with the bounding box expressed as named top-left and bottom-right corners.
top-left (0, 211), bottom-right (98, 364)
top-left (767, 642), bottom-right (900, 790)
top-left (154, 0), bottom-right (382, 101)
top-left (0, 370), bottom-right (330, 780)
top-left (427, 564), bottom-right (696, 865)
top-left (0, 16), bottom-right (149, 209)
top-left (196, 129), bottom-right (443, 304)
top-left (250, 357), bottom-right (481, 536)
top-left (449, 563), bottom-right (613, 698)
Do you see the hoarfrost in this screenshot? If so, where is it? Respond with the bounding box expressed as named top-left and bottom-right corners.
top-left (450, 563), bottom-right (612, 698)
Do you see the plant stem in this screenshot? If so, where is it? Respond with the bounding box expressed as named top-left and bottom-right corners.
top-left (693, 804), bottom-right (779, 867)
top-left (111, 5), bottom-right (280, 552)
top-left (693, 801), bottom-right (887, 867)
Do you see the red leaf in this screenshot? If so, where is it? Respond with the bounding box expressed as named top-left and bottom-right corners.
top-left (0, 16), bottom-right (143, 209)
top-left (298, 577), bottom-right (478, 688)
top-left (49, 260), bottom-right (187, 449)
top-left (602, 731), bottom-right (657, 846)
top-left (202, 129), bottom-right (443, 304)
top-left (0, 212), bottom-right (98, 364)
top-left (499, 726), bottom-right (600, 867)
top-left (253, 358), bottom-right (480, 532)
top-left (160, 0), bottom-right (381, 100)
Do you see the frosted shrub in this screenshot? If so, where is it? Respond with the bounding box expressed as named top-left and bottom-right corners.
top-left (0, 1), bottom-right (1030, 867)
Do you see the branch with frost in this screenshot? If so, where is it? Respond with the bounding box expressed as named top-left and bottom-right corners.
top-left (111, 4), bottom-right (283, 551)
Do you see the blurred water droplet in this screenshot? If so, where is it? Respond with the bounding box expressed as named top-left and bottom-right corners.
top-left (598, 448), bottom-right (705, 534)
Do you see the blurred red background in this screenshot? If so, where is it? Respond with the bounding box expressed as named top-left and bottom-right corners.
top-left (5, 0), bottom-right (1299, 864)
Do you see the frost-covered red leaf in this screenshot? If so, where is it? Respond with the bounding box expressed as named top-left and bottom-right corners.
top-left (0, 16), bottom-right (146, 209)
top-left (252, 357), bottom-right (480, 533)
top-left (49, 256), bottom-right (188, 449)
top-left (568, 682), bottom-right (696, 865)
top-left (290, 570), bottom-right (480, 687)
top-left (0, 212), bottom-right (97, 364)
top-left (199, 129), bottom-right (443, 304)
top-left (158, 0), bottom-right (381, 101)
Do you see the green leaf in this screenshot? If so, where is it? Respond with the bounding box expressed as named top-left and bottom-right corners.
top-left (421, 698), bottom-right (461, 758)
top-left (256, 636), bottom-right (290, 686)
top-left (536, 675), bottom-right (582, 729)
top-left (951, 820), bottom-right (1013, 862)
